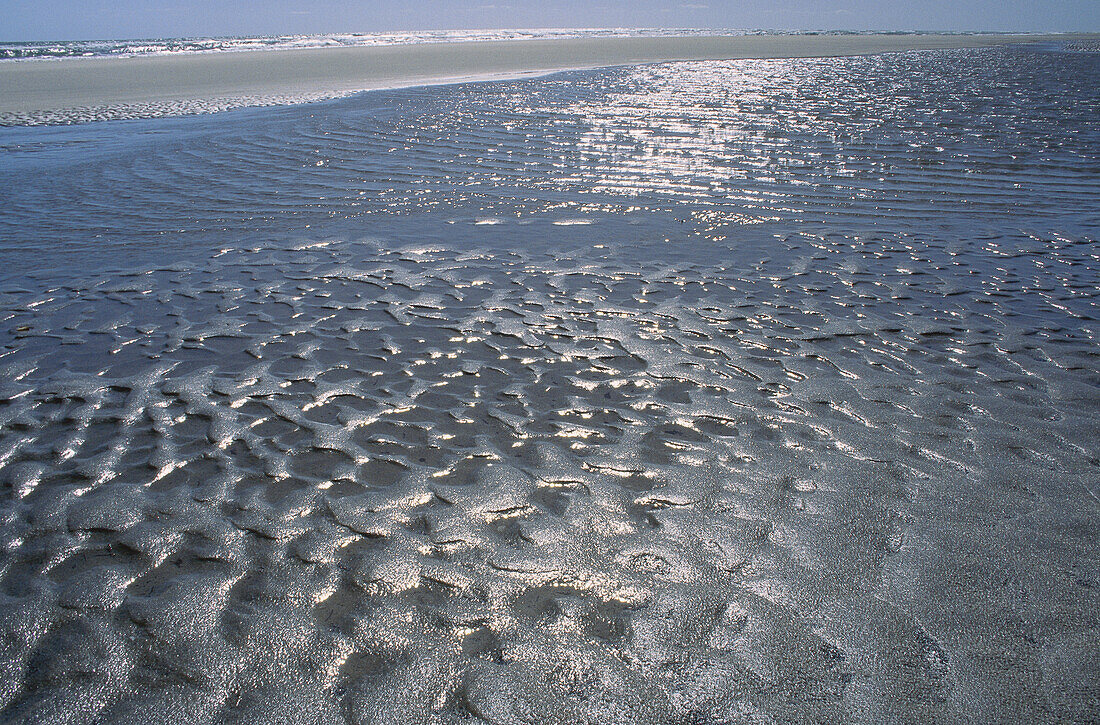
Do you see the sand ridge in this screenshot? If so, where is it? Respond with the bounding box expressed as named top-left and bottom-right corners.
top-left (2, 33), bottom-right (1098, 125)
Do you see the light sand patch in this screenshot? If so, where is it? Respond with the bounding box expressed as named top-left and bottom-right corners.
top-left (2, 33), bottom-right (1096, 125)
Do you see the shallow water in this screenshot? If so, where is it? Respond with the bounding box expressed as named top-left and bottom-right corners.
top-left (0, 46), bottom-right (1098, 723)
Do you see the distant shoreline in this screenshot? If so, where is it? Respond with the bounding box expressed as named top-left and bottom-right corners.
top-left (2, 33), bottom-right (1096, 126)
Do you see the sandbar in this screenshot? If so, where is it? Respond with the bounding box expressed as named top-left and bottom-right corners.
top-left (1, 33), bottom-right (1094, 124)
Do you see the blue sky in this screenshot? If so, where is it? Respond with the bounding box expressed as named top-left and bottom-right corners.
top-left (3, 1), bottom-right (1098, 41)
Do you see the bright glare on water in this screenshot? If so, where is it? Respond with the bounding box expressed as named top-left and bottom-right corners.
top-left (0, 45), bottom-right (1097, 723)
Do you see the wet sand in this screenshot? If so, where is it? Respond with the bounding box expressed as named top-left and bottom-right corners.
top-left (1, 33), bottom-right (1096, 125)
top-left (1, 41), bottom-right (1099, 722)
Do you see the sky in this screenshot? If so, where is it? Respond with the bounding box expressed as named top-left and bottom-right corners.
top-left (2, 0), bottom-right (1098, 41)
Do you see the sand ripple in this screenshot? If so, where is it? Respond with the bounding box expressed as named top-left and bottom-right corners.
top-left (2, 228), bottom-right (1097, 721)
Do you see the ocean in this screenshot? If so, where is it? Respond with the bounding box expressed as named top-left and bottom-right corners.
top-left (0, 43), bottom-right (1097, 722)
top-left (0, 28), bottom-right (966, 61)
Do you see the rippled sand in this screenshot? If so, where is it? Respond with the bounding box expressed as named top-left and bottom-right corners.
top-left (0, 46), bottom-right (1098, 723)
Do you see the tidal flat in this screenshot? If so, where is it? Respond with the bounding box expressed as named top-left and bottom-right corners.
top-left (0, 39), bottom-right (1098, 724)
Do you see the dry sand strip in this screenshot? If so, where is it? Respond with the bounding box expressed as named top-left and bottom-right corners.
top-left (1, 33), bottom-right (1095, 124)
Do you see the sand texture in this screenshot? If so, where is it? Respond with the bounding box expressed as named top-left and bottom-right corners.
top-left (2, 33), bottom-right (1097, 125)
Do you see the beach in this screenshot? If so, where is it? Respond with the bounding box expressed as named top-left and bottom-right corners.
top-left (1, 33), bottom-right (1095, 124)
top-left (0, 32), bottom-right (1098, 724)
